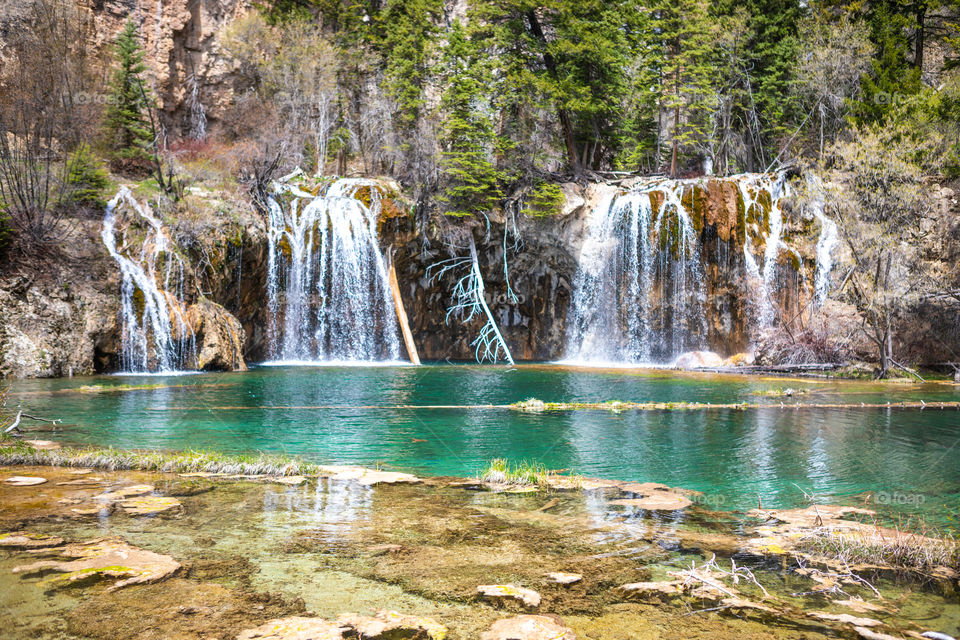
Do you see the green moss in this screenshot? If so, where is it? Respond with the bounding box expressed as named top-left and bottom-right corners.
top-left (683, 184), bottom-right (706, 231)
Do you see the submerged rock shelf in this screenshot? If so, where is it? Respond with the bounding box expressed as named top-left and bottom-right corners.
top-left (1, 463), bottom-right (957, 640)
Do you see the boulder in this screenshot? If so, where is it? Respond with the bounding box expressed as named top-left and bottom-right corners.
top-left (3, 475), bottom-right (47, 486)
top-left (337, 610), bottom-right (447, 639)
top-left (236, 617), bottom-right (345, 640)
top-left (810, 612), bottom-right (882, 627)
top-left (118, 496), bottom-right (183, 516)
top-left (318, 466), bottom-right (422, 486)
top-left (236, 611), bottom-right (447, 640)
top-left (674, 351), bottom-right (724, 369)
top-left (610, 493), bottom-right (693, 511)
top-left (185, 300), bottom-right (247, 371)
top-left (97, 485), bottom-right (155, 501)
top-left (480, 615), bottom-right (576, 640)
top-left (722, 352), bottom-right (755, 367)
top-left (558, 183), bottom-right (585, 216)
top-left (478, 584), bottom-right (542, 608)
top-left (546, 572), bottom-right (582, 585)
top-left (613, 482), bottom-right (695, 511)
top-left (617, 581), bottom-right (682, 603)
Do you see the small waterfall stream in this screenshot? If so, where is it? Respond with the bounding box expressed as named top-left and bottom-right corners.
top-left (101, 187), bottom-right (194, 373)
top-left (264, 177), bottom-right (401, 363)
top-left (806, 175), bottom-right (840, 306)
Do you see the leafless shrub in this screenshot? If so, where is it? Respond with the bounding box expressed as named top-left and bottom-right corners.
top-left (756, 321), bottom-right (849, 365)
top-left (0, 0), bottom-right (104, 252)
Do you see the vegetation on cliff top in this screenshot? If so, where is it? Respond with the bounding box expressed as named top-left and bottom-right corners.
top-left (1, 0), bottom-right (959, 372)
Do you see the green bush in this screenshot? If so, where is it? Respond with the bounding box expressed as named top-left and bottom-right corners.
top-left (66, 144), bottom-right (111, 208)
top-left (522, 182), bottom-right (565, 217)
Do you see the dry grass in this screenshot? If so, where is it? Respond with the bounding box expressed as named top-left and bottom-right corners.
top-left (797, 523), bottom-right (959, 574)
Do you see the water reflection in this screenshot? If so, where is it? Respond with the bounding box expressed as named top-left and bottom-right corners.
top-left (6, 366), bottom-right (960, 520)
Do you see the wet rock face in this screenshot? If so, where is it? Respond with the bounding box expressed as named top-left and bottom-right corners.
top-left (0, 196), bottom-right (256, 377)
top-left (185, 300), bottom-right (247, 371)
top-left (0, 226), bottom-right (121, 378)
top-left (387, 209), bottom-right (585, 362)
top-left (386, 177), bottom-right (795, 362)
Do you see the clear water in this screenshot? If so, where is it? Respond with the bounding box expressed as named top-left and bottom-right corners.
top-left (9, 365), bottom-right (960, 522)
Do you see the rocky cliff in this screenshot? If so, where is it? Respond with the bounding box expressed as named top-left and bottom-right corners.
top-left (1, 170), bottom-right (958, 377)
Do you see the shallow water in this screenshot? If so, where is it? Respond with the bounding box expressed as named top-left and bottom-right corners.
top-left (8, 364), bottom-right (960, 522)
top-left (1, 466), bottom-right (958, 640)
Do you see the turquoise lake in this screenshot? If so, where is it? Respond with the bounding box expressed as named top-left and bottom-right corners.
top-left (8, 364), bottom-right (960, 523)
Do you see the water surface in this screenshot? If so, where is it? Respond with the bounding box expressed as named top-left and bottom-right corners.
top-left (9, 364), bottom-right (960, 521)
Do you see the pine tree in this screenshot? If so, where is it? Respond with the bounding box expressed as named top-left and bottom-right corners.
top-left (472, 1), bottom-right (639, 176)
top-left (437, 21), bottom-right (503, 217)
top-left (852, 1), bottom-right (922, 124)
top-left (738, 0), bottom-right (805, 160)
top-left (378, 0), bottom-right (442, 141)
top-left (656, 0), bottom-right (719, 175)
top-left (104, 21), bottom-right (155, 173)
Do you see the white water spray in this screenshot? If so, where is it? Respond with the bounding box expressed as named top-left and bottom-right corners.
top-left (265, 177), bottom-right (401, 363)
top-left (806, 176), bottom-right (839, 306)
top-left (565, 180), bottom-right (707, 364)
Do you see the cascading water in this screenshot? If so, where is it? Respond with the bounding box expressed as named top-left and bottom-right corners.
top-left (564, 172), bottom-right (812, 365)
top-left (101, 187), bottom-right (195, 373)
top-left (805, 175), bottom-right (839, 307)
top-left (264, 176), bottom-right (401, 363)
top-left (738, 173), bottom-right (789, 327)
top-left (564, 180), bottom-right (707, 364)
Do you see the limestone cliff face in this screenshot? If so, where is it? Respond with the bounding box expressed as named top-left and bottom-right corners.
top-left (1, 174), bottom-right (957, 377)
top-left (73, 0), bottom-right (250, 135)
top-left (386, 176), bottom-right (812, 362)
top-left (388, 204), bottom-right (588, 362)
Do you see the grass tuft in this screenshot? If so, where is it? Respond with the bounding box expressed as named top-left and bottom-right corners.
top-left (797, 524), bottom-right (959, 574)
top-left (480, 458), bottom-right (551, 487)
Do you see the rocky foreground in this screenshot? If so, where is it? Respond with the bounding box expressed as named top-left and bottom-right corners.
top-left (0, 449), bottom-right (957, 640)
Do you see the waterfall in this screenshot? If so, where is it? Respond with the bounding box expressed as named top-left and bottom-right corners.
top-left (264, 177), bottom-right (401, 363)
top-left (564, 173), bottom-right (803, 365)
top-left (806, 175), bottom-right (839, 306)
top-left (101, 187), bottom-right (194, 373)
top-left (564, 180), bottom-right (707, 364)
top-left (738, 173), bottom-right (789, 327)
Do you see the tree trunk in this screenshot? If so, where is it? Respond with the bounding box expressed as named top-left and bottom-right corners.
top-left (670, 63), bottom-right (680, 177)
top-left (914, 2), bottom-right (927, 70)
top-left (525, 9), bottom-right (582, 176)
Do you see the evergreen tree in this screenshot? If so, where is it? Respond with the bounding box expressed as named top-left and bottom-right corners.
top-left (437, 22), bottom-right (503, 217)
top-left (738, 0), bottom-right (805, 162)
top-left (850, 1), bottom-right (922, 124)
top-left (66, 143), bottom-right (110, 208)
top-left (655, 0), bottom-right (719, 175)
top-left (377, 0), bottom-right (442, 142)
top-left (104, 21), bottom-right (155, 173)
top-left (472, 1), bottom-right (639, 176)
